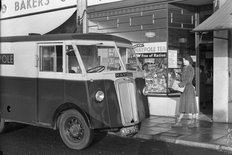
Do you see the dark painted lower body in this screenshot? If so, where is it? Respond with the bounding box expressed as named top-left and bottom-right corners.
top-left (0, 76), bottom-right (147, 130)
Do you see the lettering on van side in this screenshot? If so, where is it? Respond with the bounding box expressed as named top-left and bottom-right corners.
top-left (0, 54), bottom-right (14, 65)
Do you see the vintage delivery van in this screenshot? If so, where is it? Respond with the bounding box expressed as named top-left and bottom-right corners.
top-left (0, 33), bottom-right (148, 150)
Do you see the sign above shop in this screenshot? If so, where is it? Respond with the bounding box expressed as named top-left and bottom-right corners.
top-left (0, 0), bottom-right (77, 36)
top-left (133, 42), bottom-right (167, 54)
top-left (0, 0), bottom-right (76, 19)
top-left (87, 0), bottom-right (123, 6)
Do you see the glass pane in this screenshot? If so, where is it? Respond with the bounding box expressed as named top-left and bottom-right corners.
top-left (168, 68), bottom-right (183, 94)
top-left (167, 49), bottom-right (196, 95)
top-left (118, 47), bottom-right (140, 71)
top-left (143, 58), bottom-right (168, 94)
top-left (40, 46), bottom-right (63, 72)
top-left (66, 45), bottom-right (81, 74)
top-left (77, 45), bottom-right (122, 73)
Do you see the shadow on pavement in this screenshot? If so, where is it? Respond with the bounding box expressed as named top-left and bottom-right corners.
top-left (90, 131), bottom-right (108, 147)
top-left (2, 122), bottom-right (28, 134)
top-left (138, 140), bottom-right (173, 155)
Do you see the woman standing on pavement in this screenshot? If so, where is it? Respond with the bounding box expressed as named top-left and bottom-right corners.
top-left (173, 54), bottom-right (198, 127)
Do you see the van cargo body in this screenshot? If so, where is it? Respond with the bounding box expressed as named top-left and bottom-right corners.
top-left (0, 33), bottom-right (148, 150)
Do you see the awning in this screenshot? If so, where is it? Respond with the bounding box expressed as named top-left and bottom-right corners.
top-left (193, 0), bottom-right (232, 32)
top-left (0, 0), bottom-right (77, 36)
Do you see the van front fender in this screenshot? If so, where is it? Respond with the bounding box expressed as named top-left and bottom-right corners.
top-left (52, 102), bottom-right (91, 130)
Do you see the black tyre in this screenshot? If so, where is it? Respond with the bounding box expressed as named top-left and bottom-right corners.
top-left (0, 117), bottom-right (5, 133)
top-left (58, 109), bottom-right (93, 150)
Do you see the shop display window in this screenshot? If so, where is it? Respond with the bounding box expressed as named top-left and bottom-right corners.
top-left (167, 55), bottom-right (184, 95)
top-left (143, 58), bottom-right (168, 94)
top-left (140, 52), bottom-right (185, 96)
top-left (135, 41), bottom-right (198, 96)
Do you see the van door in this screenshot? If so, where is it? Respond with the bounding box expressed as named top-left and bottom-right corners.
top-left (63, 44), bottom-right (90, 120)
top-left (37, 44), bottom-right (64, 125)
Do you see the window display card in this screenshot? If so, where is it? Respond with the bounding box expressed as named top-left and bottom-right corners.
top-left (168, 50), bottom-right (178, 68)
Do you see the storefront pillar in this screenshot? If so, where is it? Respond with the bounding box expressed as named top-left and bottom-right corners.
top-left (213, 0), bottom-right (230, 122)
top-left (229, 31), bottom-right (232, 122)
top-left (77, 0), bottom-right (87, 33)
top-left (213, 30), bottom-right (229, 122)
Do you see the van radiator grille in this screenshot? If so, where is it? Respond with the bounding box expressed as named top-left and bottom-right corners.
top-left (117, 81), bottom-right (138, 125)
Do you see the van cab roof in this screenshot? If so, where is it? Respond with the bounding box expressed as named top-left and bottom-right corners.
top-left (0, 33), bottom-right (131, 44)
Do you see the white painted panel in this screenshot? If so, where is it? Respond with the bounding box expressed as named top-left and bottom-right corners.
top-left (213, 31), bottom-right (229, 122)
top-left (0, 42), bottom-right (38, 78)
top-left (148, 96), bottom-right (179, 116)
top-left (87, 0), bottom-right (123, 6)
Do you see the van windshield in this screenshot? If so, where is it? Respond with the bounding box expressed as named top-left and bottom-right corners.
top-left (118, 47), bottom-right (140, 71)
top-left (77, 45), bottom-right (140, 73)
top-left (77, 45), bottom-right (121, 73)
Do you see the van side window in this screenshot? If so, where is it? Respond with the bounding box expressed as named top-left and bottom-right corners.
top-left (66, 45), bottom-right (81, 74)
top-left (39, 45), bottom-right (63, 72)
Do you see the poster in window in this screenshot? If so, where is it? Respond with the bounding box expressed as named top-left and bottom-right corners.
top-left (168, 50), bottom-right (178, 68)
top-left (134, 42), bottom-right (168, 95)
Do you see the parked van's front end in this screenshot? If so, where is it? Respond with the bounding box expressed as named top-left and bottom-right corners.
top-left (73, 40), bottom-right (148, 135)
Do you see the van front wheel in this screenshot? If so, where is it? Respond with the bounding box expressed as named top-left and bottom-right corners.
top-left (58, 109), bottom-right (93, 150)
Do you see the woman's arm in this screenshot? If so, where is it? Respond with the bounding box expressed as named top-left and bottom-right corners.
top-left (179, 66), bottom-right (194, 87)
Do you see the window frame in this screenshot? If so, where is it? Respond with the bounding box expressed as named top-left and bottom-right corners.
top-left (38, 43), bottom-right (64, 73)
top-left (38, 43), bottom-right (65, 80)
top-left (65, 44), bottom-right (82, 74)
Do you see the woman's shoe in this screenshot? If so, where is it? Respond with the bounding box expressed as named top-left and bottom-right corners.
top-left (188, 119), bottom-right (197, 128)
top-left (172, 122), bottom-right (182, 128)
top-left (188, 123), bottom-right (197, 128)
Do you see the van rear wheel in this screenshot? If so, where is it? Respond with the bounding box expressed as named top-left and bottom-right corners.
top-left (0, 118), bottom-right (5, 133)
top-left (58, 109), bottom-right (93, 150)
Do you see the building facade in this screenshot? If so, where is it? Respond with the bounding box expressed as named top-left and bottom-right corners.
top-left (84, 0), bottom-right (232, 123)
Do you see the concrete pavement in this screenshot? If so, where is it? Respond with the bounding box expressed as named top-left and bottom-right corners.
top-left (133, 115), bottom-right (232, 154)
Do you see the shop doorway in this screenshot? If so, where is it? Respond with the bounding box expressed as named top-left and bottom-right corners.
top-left (199, 32), bottom-right (213, 116)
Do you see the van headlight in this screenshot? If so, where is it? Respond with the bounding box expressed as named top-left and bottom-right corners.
top-left (95, 90), bottom-right (105, 102)
top-left (142, 87), bottom-right (148, 96)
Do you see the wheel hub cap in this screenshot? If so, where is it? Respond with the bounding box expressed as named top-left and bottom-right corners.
top-left (66, 117), bottom-right (84, 140)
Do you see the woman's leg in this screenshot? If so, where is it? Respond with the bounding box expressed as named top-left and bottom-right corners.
top-left (189, 113), bottom-right (197, 128)
top-left (177, 113), bottom-right (184, 123)
top-left (172, 113), bottom-right (184, 127)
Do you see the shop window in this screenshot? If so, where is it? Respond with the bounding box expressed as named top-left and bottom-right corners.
top-left (144, 57), bottom-right (168, 94)
top-left (167, 50), bottom-right (184, 94)
top-left (40, 45), bottom-right (63, 72)
top-left (136, 41), bottom-right (195, 96)
top-left (140, 50), bottom-right (190, 96)
top-left (135, 42), bottom-right (169, 95)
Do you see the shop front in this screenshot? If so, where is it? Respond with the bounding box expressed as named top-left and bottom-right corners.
top-left (86, 0), bottom-right (214, 118)
top-left (193, 0), bottom-right (232, 122)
